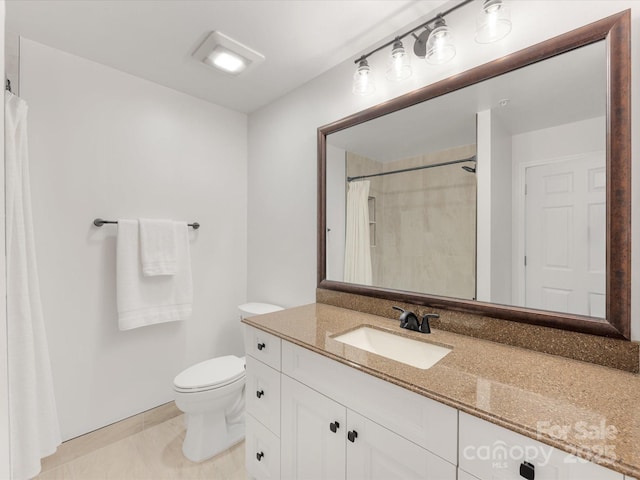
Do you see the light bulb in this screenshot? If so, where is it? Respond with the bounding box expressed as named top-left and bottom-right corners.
top-left (475, 0), bottom-right (512, 43)
top-left (352, 59), bottom-right (375, 96)
top-left (386, 39), bottom-right (412, 81)
top-left (426, 17), bottom-right (456, 65)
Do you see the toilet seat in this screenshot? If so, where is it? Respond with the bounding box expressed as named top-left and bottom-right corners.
top-left (173, 355), bottom-right (245, 393)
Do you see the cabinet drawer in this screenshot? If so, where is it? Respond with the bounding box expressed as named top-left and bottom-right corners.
top-left (245, 325), bottom-right (281, 370)
top-left (281, 340), bottom-right (457, 464)
top-left (246, 355), bottom-right (281, 436)
top-left (246, 413), bottom-right (281, 480)
top-left (459, 412), bottom-right (623, 480)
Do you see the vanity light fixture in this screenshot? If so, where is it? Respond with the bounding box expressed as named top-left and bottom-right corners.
top-left (353, 58), bottom-right (376, 96)
top-left (386, 38), bottom-right (412, 81)
top-left (193, 31), bottom-right (265, 76)
top-left (426, 16), bottom-right (456, 65)
top-left (351, 0), bottom-right (513, 95)
top-left (475, 0), bottom-right (512, 43)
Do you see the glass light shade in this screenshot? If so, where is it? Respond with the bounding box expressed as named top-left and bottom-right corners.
top-left (426, 20), bottom-right (456, 65)
top-left (352, 59), bottom-right (376, 96)
top-left (385, 40), bottom-right (412, 81)
top-left (475, 0), bottom-right (512, 43)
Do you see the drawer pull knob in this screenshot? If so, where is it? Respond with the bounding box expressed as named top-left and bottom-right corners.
top-left (520, 461), bottom-right (535, 480)
top-left (256, 390), bottom-right (265, 399)
top-left (347, 430), bottom-right (358, 443)
top-left (257, 342), bottom-right (266, 351)
top-left (329, 421), bottom-right (340, 433)
top-left (256, 451), bottom-right (264, 462)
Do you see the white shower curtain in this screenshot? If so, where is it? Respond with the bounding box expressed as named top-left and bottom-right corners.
top-left (6, 91), bottom-right (61, 479)
top-left (343, 180), bottom-right (372, 285)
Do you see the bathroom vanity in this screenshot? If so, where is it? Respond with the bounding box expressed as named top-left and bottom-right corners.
top-left (243, 304), bottom-right (639, 480)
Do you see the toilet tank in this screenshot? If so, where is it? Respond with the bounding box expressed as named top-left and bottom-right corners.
top-left (238, 303), bottom-right (283, 319)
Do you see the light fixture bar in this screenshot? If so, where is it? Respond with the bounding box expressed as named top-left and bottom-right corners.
top-left (354, 0), bottom-right (475, 64)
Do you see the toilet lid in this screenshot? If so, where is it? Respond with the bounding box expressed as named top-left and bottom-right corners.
top-left (173, 355), bottom-right (245, 391)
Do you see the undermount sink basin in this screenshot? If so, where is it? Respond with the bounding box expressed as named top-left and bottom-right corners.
top-left (332, 326), bottom-right (451, 370)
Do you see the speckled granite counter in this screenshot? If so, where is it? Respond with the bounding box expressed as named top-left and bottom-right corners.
top-left (242, 303), bottom-right (640, 478)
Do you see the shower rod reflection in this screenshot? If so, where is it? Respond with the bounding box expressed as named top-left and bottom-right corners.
top-left (93, 218), bottom-right (200, 229)
top-left (347, 155), bottom-right (476, 182)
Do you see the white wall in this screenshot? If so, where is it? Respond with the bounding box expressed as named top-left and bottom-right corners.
top-left (20, 38), bottom-right (248, 440)
top-left (0, 1), bottom-right (10, 476)
top-left (476, 110), bottom-right (491, 302)
top-left (490, 114), bottom-right (513, 304)
top-left (247, 1), bottom-right (640, 341)
top-left (477, 110), bottom-right (512, 304)
top-left (326, 144), bottom-right (346, 282)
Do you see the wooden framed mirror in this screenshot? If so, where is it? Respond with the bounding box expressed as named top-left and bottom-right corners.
top-left (317, 10), bottom-right (630, 339)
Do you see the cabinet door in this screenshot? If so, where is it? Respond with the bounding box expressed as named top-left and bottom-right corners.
top-left (281, 375), bottom-right (346, 480)
top-left (346, 410), bottom-right (456, 480)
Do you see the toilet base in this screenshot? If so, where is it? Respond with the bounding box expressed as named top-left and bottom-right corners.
top-left (182, 411), bottom-right (245, 463)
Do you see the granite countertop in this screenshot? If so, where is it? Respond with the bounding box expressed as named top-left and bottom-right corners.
top-left (242, 303), bottom-right (640, 478)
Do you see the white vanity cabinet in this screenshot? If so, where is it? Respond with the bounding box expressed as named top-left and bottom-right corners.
top-left (459, 412), bottom-right (624, 480)
top-left (281, 374), bottom-right (454, 480)
top-left (244, 324), bottom-right (628, 480)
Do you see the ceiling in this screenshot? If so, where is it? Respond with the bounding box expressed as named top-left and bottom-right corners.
top-left (6, 0), bottom-right (448, 113)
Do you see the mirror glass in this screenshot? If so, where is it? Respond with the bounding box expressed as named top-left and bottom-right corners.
top-left (325, 41), bottom-right (606, 319)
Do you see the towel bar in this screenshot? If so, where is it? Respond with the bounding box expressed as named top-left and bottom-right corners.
top-left (93, 218), bottom-right (200, 230)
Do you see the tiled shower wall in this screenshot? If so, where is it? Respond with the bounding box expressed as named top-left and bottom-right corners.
top-left (346, 144), bottom-right (477, 299)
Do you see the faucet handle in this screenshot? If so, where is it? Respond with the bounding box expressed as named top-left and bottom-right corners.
top-left (419, 313), bottom-right (439, 334)
top-left (392, 306), bottom-right (418, 330)
top-left (392, 306), bottom-right (406, 327)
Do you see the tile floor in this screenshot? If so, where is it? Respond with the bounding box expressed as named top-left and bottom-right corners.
top-left (35, 415), bottom-right (246, 480)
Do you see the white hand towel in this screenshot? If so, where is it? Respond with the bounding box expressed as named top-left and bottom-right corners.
top-left (139, 218), bottom-right (177, 276)
top-left (117, 219), bottom-right (193, 330)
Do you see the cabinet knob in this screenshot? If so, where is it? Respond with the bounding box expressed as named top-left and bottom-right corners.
top-left (347, 430), bottom-right (358, 443)
top-left (519, 461), bottom-right (535, 480)
top-left (329, 421), bottom-right (340, 433)
top-left (257, 342), bottom-right (266, 351)
top-left (256, 451), bottom-right (264, 462)
top-left (256, 390), bottom-right (265, 399)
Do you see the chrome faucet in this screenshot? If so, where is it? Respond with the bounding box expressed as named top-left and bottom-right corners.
top-left (392, 306), bottom-right (439, 334)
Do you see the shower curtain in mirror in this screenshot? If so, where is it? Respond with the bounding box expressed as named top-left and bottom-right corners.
top-left (343, 180), bottom-right (372, 285)
top-left (6, 91), bottom-right (61, 479)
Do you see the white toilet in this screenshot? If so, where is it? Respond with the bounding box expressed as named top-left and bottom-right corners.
top-left (173, 303), bottom-right (283, 462)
